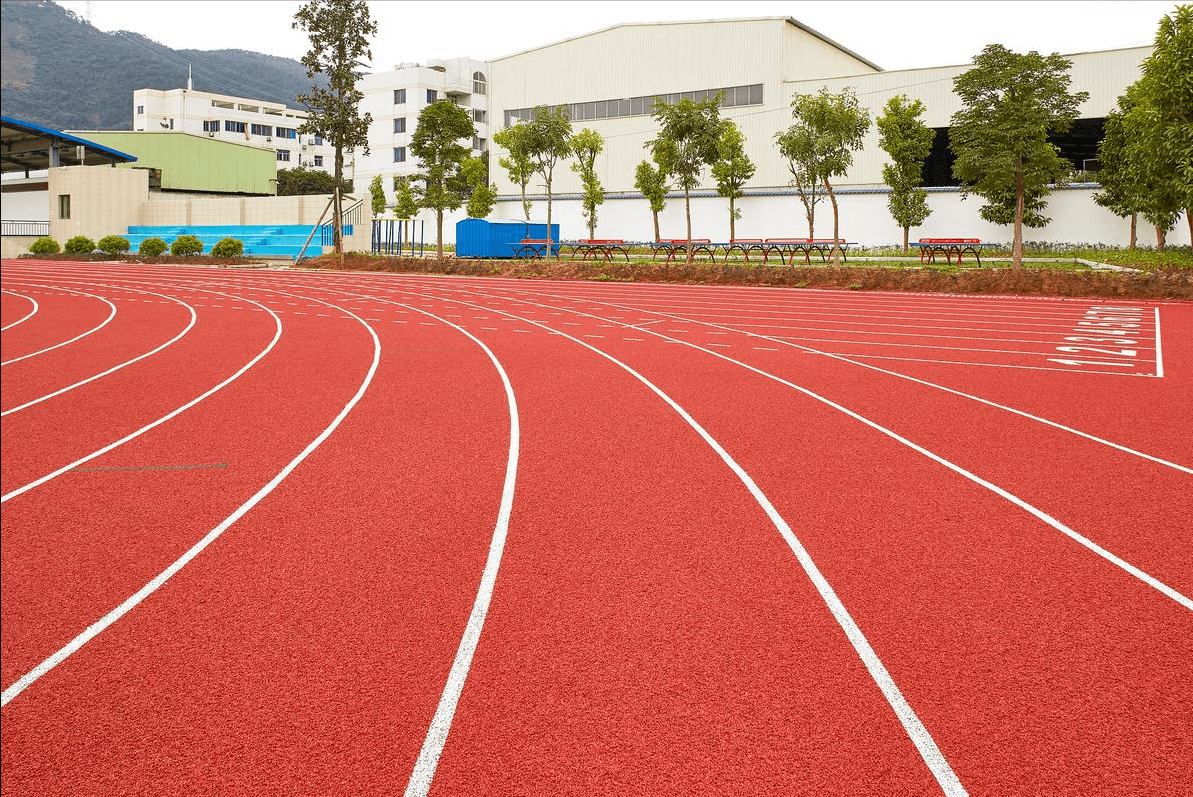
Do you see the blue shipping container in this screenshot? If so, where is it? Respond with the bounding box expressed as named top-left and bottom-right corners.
top-left (455, 218), bottom-right (561, 258)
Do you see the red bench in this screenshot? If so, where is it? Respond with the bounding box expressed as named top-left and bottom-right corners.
top-left (651, 238), bottom-right (716, 263)
top-left (559, 238), bottom-right (633, 262)
top-left (911, 238), bottom-right (993, 266)
top-left (763, 238), bottom-right (852, 265)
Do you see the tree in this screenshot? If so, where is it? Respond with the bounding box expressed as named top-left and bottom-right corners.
top-left (293, 0), bottom-right (376, 254)
top-left (369, 174), bottom-right (386, 217)
top-left (493, 123), bottom-right (535, 225)
top-left (775, 88), bottom-right (870, 263)
top-left (392, 176), bottom-right (420, 220)
top-left (1095, 86), bottom-right (1147, 247)
top-left (522, 106), bottom-right (573, 251)
top-left (950, 44), bottom-right (1088, 268)
top-left (462, 154), bottom-right (497, 219)
top-left (647, 94), bottom-right (724, 264)
top-left (410, 99), bottom-right (476, 257)
top-left (711, 120), bottom-right (755, 241)
top-left (571, 128), bottom-right (605, 238)
top-left (877, 95), bottom-right (934, 252)
top-left (276, 167), bottom-right (353, 196)
top-left (634, 159), bottom-right (670, 242)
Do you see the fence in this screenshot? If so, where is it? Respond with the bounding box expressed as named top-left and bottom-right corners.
top-left (372, 219), bottom-right (426, 257)
top-left (2, 220), bottom-right (51, 237)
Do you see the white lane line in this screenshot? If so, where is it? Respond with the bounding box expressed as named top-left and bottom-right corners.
top-left (2, 285), bottom-right (198, 416)
top-left (1, 285), bottom-right (118, 366)
top-left (1, 295), bottom-right (283, 504)
top-left (486, 287), bottom-right (1192, 610)
top-left (1154, 307), bottom-right (1164, 379)
top-left (1, 290), bottom-right (39, 331)
top-left (402, 286), bottom-right (968, 797)
top-left (1, 294), bottom-right (382, 708)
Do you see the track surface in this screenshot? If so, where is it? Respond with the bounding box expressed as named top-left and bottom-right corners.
top-left (2, 260), bottom-right (1190, 796)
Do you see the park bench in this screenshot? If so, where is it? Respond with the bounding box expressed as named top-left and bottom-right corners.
top-left (910, 238), bottom-right (997, 266)
top-left (513, 238), bottom-right (557, 259)
top-left (559, 239), bottom-right (634, 262)
top-left (763, 238), bottom-right (853, 265)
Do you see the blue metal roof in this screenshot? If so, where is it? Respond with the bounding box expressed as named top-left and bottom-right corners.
top-left (1, 115), bottom-right (138, 174)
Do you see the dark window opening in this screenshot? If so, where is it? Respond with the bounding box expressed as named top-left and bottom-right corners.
top-left (922, 118), bottom-right (1106, 188)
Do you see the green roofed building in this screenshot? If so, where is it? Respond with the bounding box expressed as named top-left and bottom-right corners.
top-left (65, 130), bottom-right (277, 195)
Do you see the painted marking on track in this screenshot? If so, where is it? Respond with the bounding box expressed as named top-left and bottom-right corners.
top-left (754, 346), bottom-right (779, 351)
top-left (69, 462), bottom-right (228, 473)
top-left (1047, 305), bottom-right (1154, 374)
top-left (1, 286), bottom-right (118, 366)
top-left (708, 343), bottom-right (731, 348)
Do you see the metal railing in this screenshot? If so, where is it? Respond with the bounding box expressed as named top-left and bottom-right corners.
top-left (320, 198), bottom-right (364, 246)
top-left (2, 220), bottom-right (50, 237)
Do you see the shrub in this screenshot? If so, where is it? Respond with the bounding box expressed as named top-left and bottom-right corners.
top-left (211, 237), bottom-right (244, 258)
top-left (97, 235), bottom-right (131, 255)
top-left (170, 235), bottom-right (204, 256)
top-left (139, 237), bottom-right (168, 256)
top-left (64, 235), bottom-right (96, 254)
top-left (29, 236), bottom-right (60, 254)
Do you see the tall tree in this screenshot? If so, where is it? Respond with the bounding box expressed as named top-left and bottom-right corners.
top-left (493, 123), bottom-right (535, 226)
top-left (571, 128), bottom-right (605, 238)
top-left (775, 87), bottom-right (870, 263)
top-left (711, 120), bottom-right (755, 241)
top-left (876, 95), bottom-right (934, 252)
top-left (368, 174), bottom-right (386, 217)
top-left (634, 158), bottom-right (670, 242)
top-left (1095, 86), bottom-right (1146, 247)
top-left (392, 175), bottom-right (420, 219)
top-left (522, 106), bottom-right (573, 251)
top-left (950, 44), bottom-right (1088, 268)
top-left (461, 154), bottom-right (497, 219)
top-left (410, 99), bottom-right (476, 258)
top-left (647, 94), bottom-right (724, 265)
top-left (293, 0), bottom-right (376, 254)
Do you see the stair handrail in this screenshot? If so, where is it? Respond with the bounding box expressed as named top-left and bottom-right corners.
top-left (295, 195), bottom-right (336, 265)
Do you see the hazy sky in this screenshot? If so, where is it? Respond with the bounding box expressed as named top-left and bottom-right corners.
top-left (56, 0), bottom-right (1172, 75)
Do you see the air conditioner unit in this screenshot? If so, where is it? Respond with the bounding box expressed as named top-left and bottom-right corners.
top-left (266, 136), bottom-right (272, 141)
top-left (301, 144), bottom-right (308, 150)
top-left (208, 131), bottom-right (215, 138)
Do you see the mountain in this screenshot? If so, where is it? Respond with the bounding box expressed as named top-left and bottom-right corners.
top-left (0, 0), bottom-right (322, 131)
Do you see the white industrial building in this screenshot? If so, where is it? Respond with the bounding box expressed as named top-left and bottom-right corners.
top-left (132, 86), bottom-right (337, 174)
top-left (355, 15), bottom-right (1183, 248)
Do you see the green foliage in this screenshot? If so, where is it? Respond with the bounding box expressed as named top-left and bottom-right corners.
top-left (775, 87), bottom-right (871, 247)
top-left (647, 94), bottom-right (724, 260)
top-left (369, 174), bottom-right (386, 217)
top-left (29, 236), bottom-right (60, 254)
top-left (522, 105), bottom-right (574, 247)
top-left (96, 235), bottom-right (131, 255)
top-left (571, 128), bottom-right (605, 238)
top-left (293, 0), bottom-right (376, 253)
top-left (493, 123), bottom-right (536, 222)
top-left (211, 237), bottom-right (244, 257)
top-left (170, 235), bottom-right (204, 256)
top-left (410, 99), bottom-right (476, 256)
top-left (139, 237), bottom-right (168, 256)
top-left (877, 95), bottom-right (934, 251)
top-left (711, 120), bottom-right (755, 240)
top-left (64, 235), bottom-right (95, 254)
top-left (461, 155), bottom-right (497, 219)
top-left (276, 167), bottom-right (353, 196)
top-left (392, 175), bottom-right (420, 219)
top-left (950, 44), bottom-right (1088, 267)
top-left (634, 159), bottom-right (670, 241)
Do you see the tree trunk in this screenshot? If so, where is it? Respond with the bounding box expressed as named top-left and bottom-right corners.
top-left (684, 186), bottom-right (693, 266)
top-left (1129, 214), bottom-right (1137, 249)
top-left (824, 178), bottom-right (841, 265)
top-left (1187, 209), bottom-right (1192, 244)
top-left (729, 198), bottom-right (736, 241)
top-left (1156, 224), bottom-right (1165, 252)
top-left (652, 210), bottom-right (660, 242)
top-left (1012, 164), bottom-right (1024, 270)
top-left (333, 149), bottom-right (344, 255)
top-left (545, 173), bottom-right (553, 255)
top-left (903, 226), bottom-right (910, 254)
top-left (436, 209), bottom-right (444, 259)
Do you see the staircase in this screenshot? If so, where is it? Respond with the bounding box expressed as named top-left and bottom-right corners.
top-left (121, 224), bottom-right (355, 260)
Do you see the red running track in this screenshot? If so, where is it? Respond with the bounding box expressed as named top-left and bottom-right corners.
top-left (2, 259), bottom-right (1190, 797)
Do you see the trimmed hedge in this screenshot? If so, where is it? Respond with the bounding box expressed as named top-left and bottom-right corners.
top-left (211, 237), bottom-right (244, 258)
top-left (97, 235), bottom-right (131, 255)
top-left (139, 237), bottom-right (168, 256)
top-left (64, 235), bottom-right (96, 254)
top-left (29, 236), bottom-right (60, 254)
top-left (170, 235), bottom-right (204, 256)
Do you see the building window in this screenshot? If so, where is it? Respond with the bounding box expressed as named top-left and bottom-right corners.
top-left (251, 123), bottom-right (273, 136)
top-left (202, 120), bottom-right (219, 132)
top-left (426, 89), bottom-right (437, 104)
top-left (394, 88), bottom-right (406, 104)
top-left (313, 155), bottom-right (323, 167)
top-left (393, 117), bottom-right (406, 133)
top-left (276, 127), bottom-right (297, 139)
top-left (501, 84), bottom-right (765, 128)
top-left (473, 136), bottom-right (486, 151)
top-left (473, 71), bottom-right (487, 95)
top-left (57, 194), bottom-right (71, 220)
top-left (224, 120), bottom-right (246, 133)
top-left (472, 109), bottom-right (487, 124)
top-left (313, 135), bottom-right (323, 145)
top-left (136, 105), bottom-right (144, 115)
top-left (393, 146), bottom-right (406, 163)
top-left (277, 150), bottom-right (290, 162)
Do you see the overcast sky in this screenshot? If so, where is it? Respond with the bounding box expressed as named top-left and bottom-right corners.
top-left (56, 0), bottom-right (1172, 74)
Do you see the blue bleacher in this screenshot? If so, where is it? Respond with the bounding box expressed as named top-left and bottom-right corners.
top-left (118, 224), bottom-right (353, 260)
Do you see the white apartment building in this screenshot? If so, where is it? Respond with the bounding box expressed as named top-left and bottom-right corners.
top-left (132, 86), bottom-right (337, 174)
top-left (356, 57), bottom-right (490, 205)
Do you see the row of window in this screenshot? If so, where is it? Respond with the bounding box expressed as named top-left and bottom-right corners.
top-left (390, 72), bottom-right (487, 105)
top-left (200, 119), bottom-right (321, 144)
top-left (276, 150), bottom-right (323, 166)
top-left (392, 136), bottom-right (486, 163)
top-left (503, 83), bottom-right (764, 127)
top-left (391, 108), bottom-right (487, 134)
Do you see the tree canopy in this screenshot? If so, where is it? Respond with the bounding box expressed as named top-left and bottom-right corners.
top-left (711, 121), bottom-right (755, 241)
top-left (571, 128), bottom-right (606, 238)
top-left (410, 99), bottom-right (476, 257)
top-left (276, 167), bottom-right (354, 197)
top-left (877, 95), bottom-right (934, 252)
top-left (462, 155), bottom-right (497, 219)
top-left (950, 44), bottom-right (1088, 267)
top-left (522, 106), bottom-right (574, 249)
top-left (293, 0), bottom-right (376, 253)
top-left (647, 94), bottom-right (724, 263)
top-left (493, 123), bottom-right (536, 224)
top-left (634, 159), bottom-right (670, 242)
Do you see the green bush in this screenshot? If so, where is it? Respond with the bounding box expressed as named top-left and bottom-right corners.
top-left (170, 235), bottom-right (204, 256)
top-left (64, 235), bottom-right (96, 254)
top-left (211, 237), bottom-right (244, 258)
top-left (29, 236), bottom-right (60, 254)
top-left (97, 235), bottom-right (131, 255)
top-left (139, 237), bottom-right (168, 256)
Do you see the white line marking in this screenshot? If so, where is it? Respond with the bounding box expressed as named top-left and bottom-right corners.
top-left (1, 290), bottom-right (39, 330)
top-left (1, 286), bottom-right (117, 365)
top-left (1154, 307), bottom-right (1164, 379)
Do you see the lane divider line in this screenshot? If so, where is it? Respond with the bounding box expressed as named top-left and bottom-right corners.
top-left (1, 285), bottom-right (117, 366)
top-left (1, 290), bottom-right (39, 331)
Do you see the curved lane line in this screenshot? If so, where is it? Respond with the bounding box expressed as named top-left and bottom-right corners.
top-left (1, 292), bottom-right (282, 504)
top-left (477, 283), bottom-right (1191, 474)
top-left (450, 285), bottom-right (1193, 614)
top-left (1, 285), bottom-right (117, 366)
top-left (1, 283), bottom-right (198, 416)
top-left (0, 291), bottom-right (380, 707)
top-left (368, 284), bottom-right (967, 797)
top-left (1, 290), bottom-right (39, 331)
